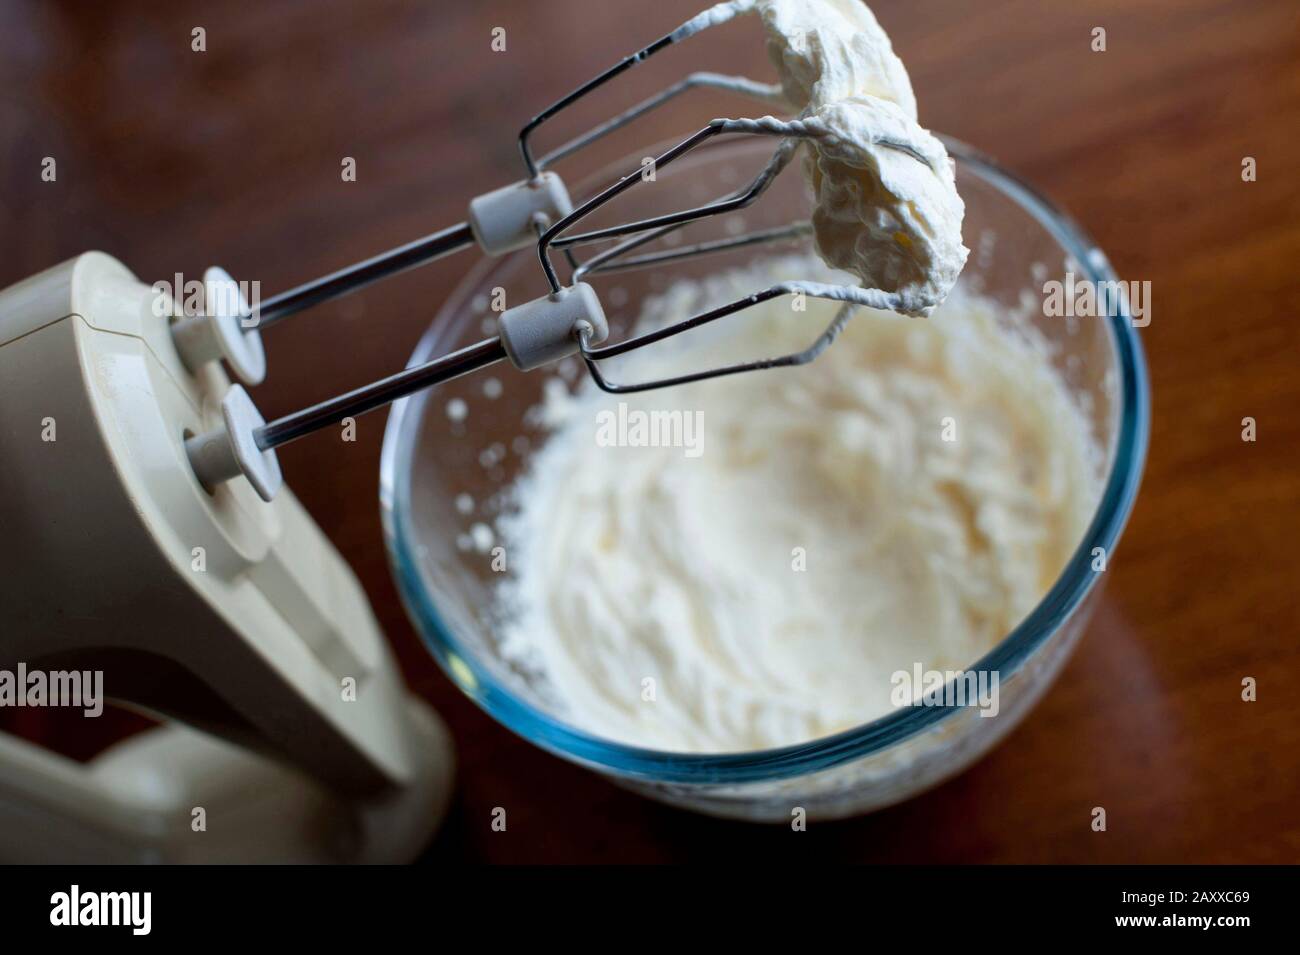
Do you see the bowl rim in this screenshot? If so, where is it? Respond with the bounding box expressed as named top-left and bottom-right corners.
top-left (379, 136), bottom-right (1151, 783)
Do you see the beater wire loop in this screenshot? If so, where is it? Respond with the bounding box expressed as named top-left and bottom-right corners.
top-left (578, 301), bottom-right (857, 395)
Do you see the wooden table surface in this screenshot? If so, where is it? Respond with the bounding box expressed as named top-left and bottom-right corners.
top-left (2, 0), bottom-right (1296, 863)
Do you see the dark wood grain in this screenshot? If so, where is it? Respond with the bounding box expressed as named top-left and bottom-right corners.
top-left (2, 0), bottom-right (1296, 863)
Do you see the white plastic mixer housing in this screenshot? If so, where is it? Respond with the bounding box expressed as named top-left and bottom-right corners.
top-left (0, 253), bottom-right (454, 863)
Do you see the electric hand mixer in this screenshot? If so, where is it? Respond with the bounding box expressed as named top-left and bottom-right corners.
top-left (0, 6), bottom-right (922, 862)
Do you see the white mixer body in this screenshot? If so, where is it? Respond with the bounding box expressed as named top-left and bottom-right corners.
top-left (0, 253), bottom-right (453, 862)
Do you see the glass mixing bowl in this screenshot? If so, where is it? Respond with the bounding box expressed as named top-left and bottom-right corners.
top-left (380, 137), bottom-right (1150, 821)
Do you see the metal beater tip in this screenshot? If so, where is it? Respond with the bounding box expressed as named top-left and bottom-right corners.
top-left (511, 9), bottom-right (939, 394)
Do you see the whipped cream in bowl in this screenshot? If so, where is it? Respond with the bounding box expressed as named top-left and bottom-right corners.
top-left (382, 133), bottom-right (1148, 820)
top-left (380, 4), bottom-right (1149, 820)
top-left (496, 252), bottom-right (1098, 754)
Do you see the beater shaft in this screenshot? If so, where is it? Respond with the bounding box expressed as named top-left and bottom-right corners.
top-left (253, 222), bottom-right (475, 330)
top-left (254, 336), bottom-right (507, 451)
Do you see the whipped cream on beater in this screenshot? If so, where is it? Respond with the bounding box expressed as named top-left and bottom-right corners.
top-left (674, 0), bottom-right (968, 315)
top-left (756, 0), bottom-right (917, 116)
top-left (800, 98), bottom-right (968, 316)
top-left (497, 256), bottom-right (1100, 753)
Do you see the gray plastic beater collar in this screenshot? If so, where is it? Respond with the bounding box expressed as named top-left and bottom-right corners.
top-left (497, 283), bottom-right (609, 372)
